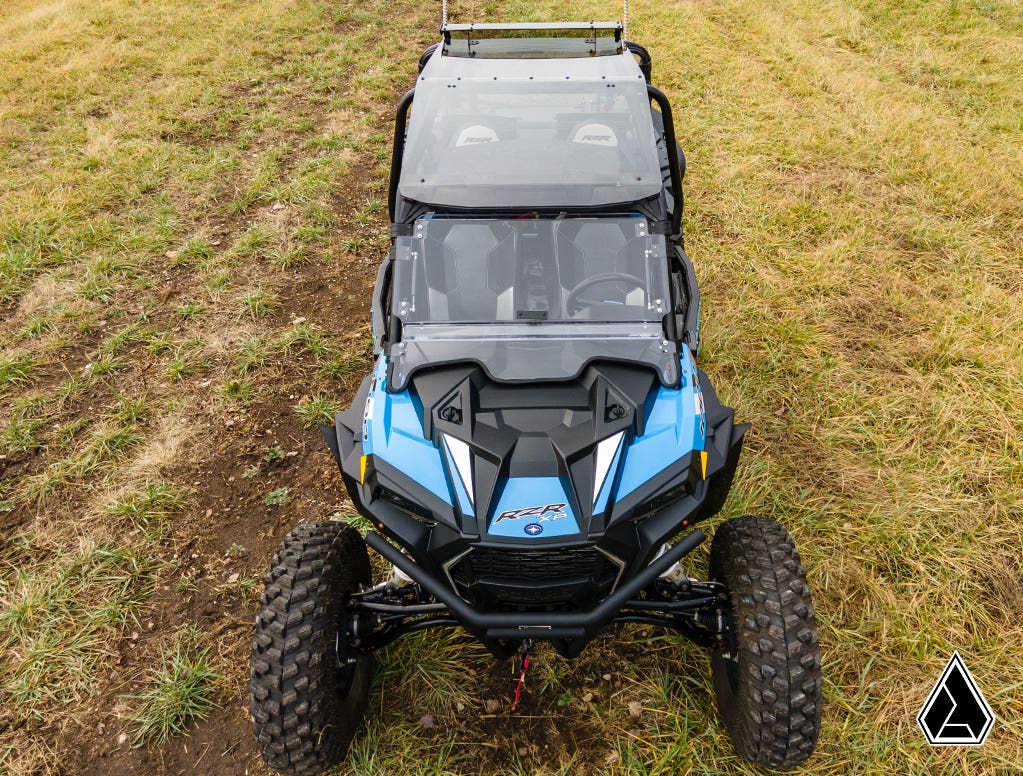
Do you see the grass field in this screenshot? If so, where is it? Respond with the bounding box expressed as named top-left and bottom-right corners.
top-left (2, 0), bottom-right (1022, 773)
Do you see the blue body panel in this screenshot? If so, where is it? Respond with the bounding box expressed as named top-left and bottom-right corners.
top-left (616, 349), bottom-right (705, 499)
top-left (364, 357), bottom-right (452, 506)
top-left (488, 477), bottom-right (579, 538)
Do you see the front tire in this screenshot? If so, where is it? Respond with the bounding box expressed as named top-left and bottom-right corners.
top-left (709, 516), bottom-right (822, 769)
top-left (250, 521), bottom-right (373, 775)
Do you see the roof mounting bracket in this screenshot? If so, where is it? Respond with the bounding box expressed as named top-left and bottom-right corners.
top-left (441, 21), bottom-right (623, 57)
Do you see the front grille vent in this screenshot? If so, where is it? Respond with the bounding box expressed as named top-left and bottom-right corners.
top-left (448, 545), bottom-right (619, 609)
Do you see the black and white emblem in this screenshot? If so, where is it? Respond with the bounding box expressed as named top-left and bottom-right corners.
top-left (494, 503), bottom-right (568, 525)
top-left (917, 652), bottom-right (994, 746)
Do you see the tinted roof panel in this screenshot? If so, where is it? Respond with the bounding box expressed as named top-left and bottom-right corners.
top-left (398, 52), bottom-right (662, 209)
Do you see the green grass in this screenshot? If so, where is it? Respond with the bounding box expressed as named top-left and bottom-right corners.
top-left (318, 350), bottom-right (366, 382)
top-left (0, 544), bottom-right (159, 716)
top-left (294, 392), bottom-right (341, 427)
top-left (165, 340), bottom-right (210, 380)
top-left (172, 239), bottom-right (215, 267)
top-left (130, 625), bottom-right (222, 745)
top-left (20, 421), bottom-right (144, 502)
top-left (175, 301), bottom-right (206, 320)
top-left (234, 334), bottom-right (272, 374)
top-left (1, 395), bottom-right (50, 455)
top-left (213, 575), bottom-right (258, 599)
top-left (105, 482), bottom-right (184, 533)
top-left (264, 486), bottom-right (290, 506)
top-left (16, 316), bottom-right (57, 339)
top-left (231, 226), bottom-right (279, 261)
top-left (0, 413), bottom-right (47, 455)
top-left (239, 287), bottom-right (279, 319)
top-left (219, 377), bottom-right (253, 400)
top-left (0, 354), bottom-right (38, 392)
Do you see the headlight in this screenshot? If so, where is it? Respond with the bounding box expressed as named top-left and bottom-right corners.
top-left (632, 481), bottom-right (690, 521)
top-left (375, 486), bottom-right (435, 522)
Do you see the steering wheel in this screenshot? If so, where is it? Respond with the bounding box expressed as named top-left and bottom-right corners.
top-left (565, 273), bottom-right (646, 315)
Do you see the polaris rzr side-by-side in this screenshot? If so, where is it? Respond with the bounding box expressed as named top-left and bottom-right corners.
top-left (250, 21), bottom-right (822, 774)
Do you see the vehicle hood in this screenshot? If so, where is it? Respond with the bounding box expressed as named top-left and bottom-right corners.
top-left (389, 358), bottom-right (703, 541)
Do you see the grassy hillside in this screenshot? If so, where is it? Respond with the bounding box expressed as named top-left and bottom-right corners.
top-left (1, 0), bottom-right (1021, 773)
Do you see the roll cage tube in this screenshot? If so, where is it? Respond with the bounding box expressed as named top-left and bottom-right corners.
top-left (388, 89), bottom-right (415, 223)
top-left (423, 39), bottom-right (647, 79)
top-left (625, 41), bottom-right (652, 82)
top-left (647, 85), bottom-right (683, 239)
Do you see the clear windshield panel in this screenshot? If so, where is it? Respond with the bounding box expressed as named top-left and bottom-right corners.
top-left (398, 77), bottom-right (662, 208)
top-left (393, 216), bottom-right (670, 325)
top-left (388, 324), bottom-right (679, 391)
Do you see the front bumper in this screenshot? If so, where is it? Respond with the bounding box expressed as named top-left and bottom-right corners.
top-left (365, 527), bottom-right (708, 657)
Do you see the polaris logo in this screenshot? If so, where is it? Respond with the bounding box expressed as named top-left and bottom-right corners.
top-left (494, 503), bottom-right (568, 525)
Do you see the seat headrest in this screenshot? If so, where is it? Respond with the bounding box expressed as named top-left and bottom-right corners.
top-left (571, 123), bottom-right (618, 146)
top-left (455, 125), bottom-right (500, 146)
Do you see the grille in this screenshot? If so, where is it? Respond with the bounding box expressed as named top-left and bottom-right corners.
top-left (449, 546), bottom-right (619, 609)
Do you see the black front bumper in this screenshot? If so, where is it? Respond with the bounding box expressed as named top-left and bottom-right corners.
top-left (365, 527), bottom-right (708, 657)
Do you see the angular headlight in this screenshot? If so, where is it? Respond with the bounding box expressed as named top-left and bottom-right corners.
top-left (632, 481), bottom-right (690, 521)
top-left (375, 486), bottom-right (434, 522)
top-left (442, 434), bottom-right (474, 511)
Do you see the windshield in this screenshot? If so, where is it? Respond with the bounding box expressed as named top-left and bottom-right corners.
top-left (393, 216), bottom-right (669, 324)
top-left (386, 216), bottom-right (679, 390)
top-left (398, 75), bottom-right (662, 208)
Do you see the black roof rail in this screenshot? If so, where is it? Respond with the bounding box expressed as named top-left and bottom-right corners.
top-left (418, 42), bottom-right (440, 72)
top-left (625, 41), bottom-right (651, 82)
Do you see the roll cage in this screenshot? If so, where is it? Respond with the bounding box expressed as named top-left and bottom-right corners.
top-left (375, 23), bottom-right (698, 387)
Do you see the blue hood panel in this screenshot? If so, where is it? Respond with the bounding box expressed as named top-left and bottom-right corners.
top-left (617, 348), bottom-right (705, 499)
top-left (362, 353), bottom-right (707, 537)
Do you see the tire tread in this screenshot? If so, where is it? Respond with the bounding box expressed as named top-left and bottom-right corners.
top-left (710, 516), bottom-right (822, 769)
top-left (249, 521), bottom-right (371, 775)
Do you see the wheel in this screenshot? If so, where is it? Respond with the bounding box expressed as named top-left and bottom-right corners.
top-left (709, 516), bottom-right (822, 770)
top-left (250, 521), bottom-right (373, 775)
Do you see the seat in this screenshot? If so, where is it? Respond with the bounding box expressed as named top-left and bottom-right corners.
top-left (556, 221), bottom-right (647, 308)
top-left (420, 222), bottom-right (515, 322)
top-left (455, 124), bottom-right (500, 147)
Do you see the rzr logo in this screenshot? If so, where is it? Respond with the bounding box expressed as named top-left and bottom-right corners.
top-left (494, 503), bottom-right (568, 525)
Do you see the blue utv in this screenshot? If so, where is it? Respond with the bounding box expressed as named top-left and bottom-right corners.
top-left (250, 21), bottom-right (822, 775)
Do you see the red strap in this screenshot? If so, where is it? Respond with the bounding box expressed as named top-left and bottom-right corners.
top-left (512, 657), bottom-right (530, 711)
